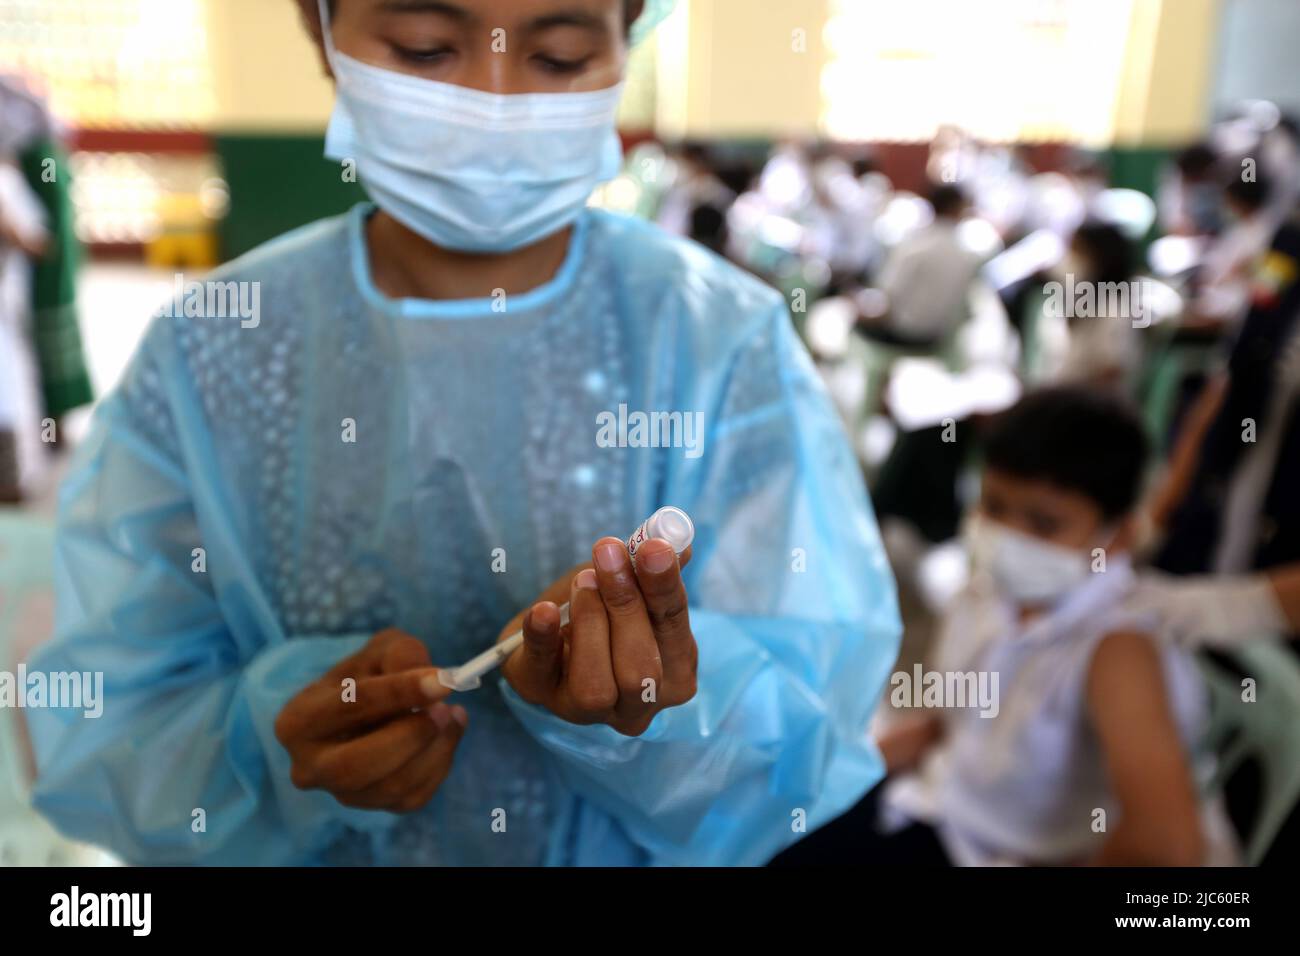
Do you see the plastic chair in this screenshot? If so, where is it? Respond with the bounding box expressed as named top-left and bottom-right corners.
top-left (1137, 332), bottom-right (1219, 453)
top-left (1198, 642), bottom-right (1300, 864)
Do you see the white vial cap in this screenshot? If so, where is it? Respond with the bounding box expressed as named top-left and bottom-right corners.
top-left (649, 506), bottom-right (695, 554)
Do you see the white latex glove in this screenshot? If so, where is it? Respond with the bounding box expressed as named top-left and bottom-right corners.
top-left (1128, 572), bottom-right (1289, 647)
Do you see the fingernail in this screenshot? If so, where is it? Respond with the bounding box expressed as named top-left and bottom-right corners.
top-left (429, 702), bottom-right (452, 730)
top-left (422, 673), bottom-right (447, 698)
top-left (450, 705), bottom-right (469, 728)
top-left (639, 542), bottom-right (674, 573)
top-left (530, 601), bottom-right (559, 630)
top-left (595, 541), bottom-right (625, 572)
top-left (575, 568), bottom-right (599, 590)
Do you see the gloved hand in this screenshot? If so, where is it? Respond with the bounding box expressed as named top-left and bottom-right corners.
top-left (1127, 573), bottom-right (1288, 647)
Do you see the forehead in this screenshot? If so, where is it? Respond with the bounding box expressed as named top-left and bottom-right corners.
top-left (345, 0), bottom-right (624, 24)
top-left (981, 468), bottom-right (1100, 519)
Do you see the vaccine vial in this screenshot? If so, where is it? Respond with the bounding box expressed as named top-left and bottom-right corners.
top-left (626, 506), bottom-right (695, 562)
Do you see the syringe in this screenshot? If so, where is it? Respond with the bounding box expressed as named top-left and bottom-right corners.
top-left (437, 506), bottom-right (695, 691)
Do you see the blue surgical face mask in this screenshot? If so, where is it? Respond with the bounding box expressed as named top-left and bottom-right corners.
top-left (317, 0), bottom-right (625, 254)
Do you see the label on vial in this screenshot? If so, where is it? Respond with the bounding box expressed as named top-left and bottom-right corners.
top-left (626, 519), bottom-right (653, 562)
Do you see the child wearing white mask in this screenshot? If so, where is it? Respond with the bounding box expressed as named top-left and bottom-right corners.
top-left (774, 387), bottom-right (1234, 866)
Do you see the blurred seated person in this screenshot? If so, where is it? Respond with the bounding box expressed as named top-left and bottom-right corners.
top-left (1034, 222), bottom-right (1144, 393)
top-left (805, 153), bottom-right (880, 282)
top-left (772, 388), bottom-right (1228, 866)
top-left (855, 184), bottom-right (982, 351)
top-left (0, 151), bottom-right (51, 503)
top-left (1143, 227), bottom-right (1300, 865)
top-left (655, 141), bottom-right (735, 241)
top-left (1182, 176), bottom-right (1276, 337)
top-left (1151, 209), bottom-right (1300, 579)
top-left (1158, 141), bottom-right (1225, 238)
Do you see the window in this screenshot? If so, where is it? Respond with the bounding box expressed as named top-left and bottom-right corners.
top-left (821, 0), bottom-right (1135, 144)
top-left (0, 0), bottom-right (214, 128)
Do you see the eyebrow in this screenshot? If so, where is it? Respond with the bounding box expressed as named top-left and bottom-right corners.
top-left (524, 10), bottom-right (611, 36)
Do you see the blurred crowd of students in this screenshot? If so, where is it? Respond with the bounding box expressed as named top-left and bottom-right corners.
top-left (644, 103), bottom-right (1300, 866)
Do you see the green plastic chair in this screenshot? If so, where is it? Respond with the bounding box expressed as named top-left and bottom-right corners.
top-left (1138, 334), bottom-right (1220, 455)
top-left (1198, 642), bottom-right (1300, 865)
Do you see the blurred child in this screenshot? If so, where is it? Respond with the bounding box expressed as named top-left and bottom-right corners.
top-left (774, 387), bottom-right (1231, 866)
top-left (863, 183), bottom-right (982, 350)
top-left (1041, 222), bottom-right (1143, 392)
top-left (1190, 177), bottom-right (1276, 331)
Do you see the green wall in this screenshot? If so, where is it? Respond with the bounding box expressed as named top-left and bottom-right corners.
top-left (214, 134), bottom-right (366, 261)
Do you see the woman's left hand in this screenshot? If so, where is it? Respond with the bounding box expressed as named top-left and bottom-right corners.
top-left (502, 538), bottom-right (696, 736)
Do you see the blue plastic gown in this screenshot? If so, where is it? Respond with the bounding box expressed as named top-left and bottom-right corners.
top-left (27, 204), bottom-right (900, 865)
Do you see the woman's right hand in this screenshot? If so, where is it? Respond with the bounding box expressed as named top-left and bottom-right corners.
top-left (274, 629), bottom-right (467, 812)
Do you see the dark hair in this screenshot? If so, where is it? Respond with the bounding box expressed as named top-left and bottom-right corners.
top-left (1071, 220), bottom-right (1134, 286)
top-left (1175, 142), bottom-right (1219, 178)
top-left (982, 386), bottom-right (1149, 519)
top-left (1225, 175), bottom-right (1271, 213)
top-left (928, 183), bottom-right (966, 218)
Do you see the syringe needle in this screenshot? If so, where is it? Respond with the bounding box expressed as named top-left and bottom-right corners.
top-left (438, 603), bottom-right (570, 691)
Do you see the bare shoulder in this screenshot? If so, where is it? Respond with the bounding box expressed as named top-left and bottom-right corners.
top-left (1086, 629), bottom-right (1169, 717)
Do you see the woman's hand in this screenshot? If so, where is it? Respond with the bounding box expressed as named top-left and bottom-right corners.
top-left (502, 537), bottom-right (697, 737)
top-left (275, 629), bottom-right (467, 812)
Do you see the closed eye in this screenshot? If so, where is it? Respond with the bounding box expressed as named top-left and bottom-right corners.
top-left (391, 43), bottom-right (456, 65)
top-left (1026, 514), bottom-right (1061, 537)
top-left (532, 54), bottom-right (593, 74)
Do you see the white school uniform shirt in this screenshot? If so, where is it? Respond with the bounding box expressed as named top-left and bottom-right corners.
top-left (0, 159), bottom-right (49, 491)
top-left (1196, 213), bottom-right (1276, 324)
top-left (883, 558), bottom-right (1219, 866)
top-left (877, 220), bottom-right (982, 341)
top-left (1055, 310), bottom-right (1142, 390)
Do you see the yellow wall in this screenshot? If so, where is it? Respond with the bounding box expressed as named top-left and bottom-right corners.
top-left (656, 0), bottom-right (830, 139)
top-left (1112, 0), bottom-right (1221, 147)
